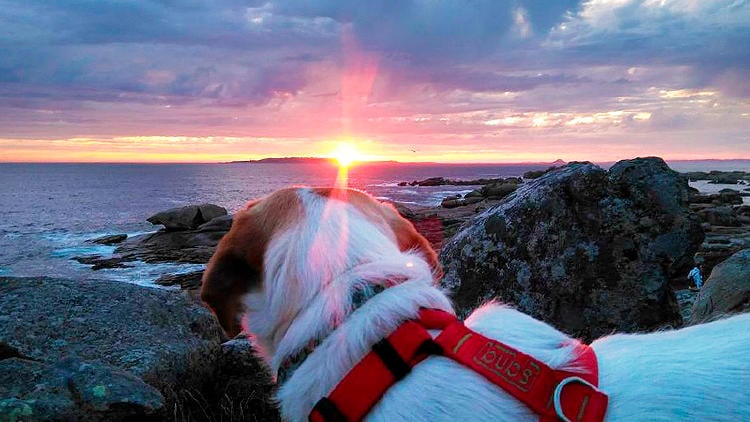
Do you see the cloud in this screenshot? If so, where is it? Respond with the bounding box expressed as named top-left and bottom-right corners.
top-left (547, 0), bottom-right (750, 68)
top-left (0, 0), bottom-right (748, 161)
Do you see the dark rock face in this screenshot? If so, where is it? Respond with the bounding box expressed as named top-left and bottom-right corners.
top-left (0, 358), bottom-right (163, 421)
top-left (440, 158), bottom-right (704, 340)
top-left (689, 249), bottom-right (750, 324)
top-left (147, 204), bottom-right (227, 231)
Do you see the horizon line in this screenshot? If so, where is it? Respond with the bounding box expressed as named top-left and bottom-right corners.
top-left (2, 156), bottom-right (750, 166)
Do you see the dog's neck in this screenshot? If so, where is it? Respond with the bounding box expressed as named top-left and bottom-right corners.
top-left (276, 282), bottom-right (389, 384)
top-left (275, 271), bottom-right (453, 421)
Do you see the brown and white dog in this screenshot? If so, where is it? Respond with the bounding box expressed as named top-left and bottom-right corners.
top-left (201, 186), bottom-right (750, 421)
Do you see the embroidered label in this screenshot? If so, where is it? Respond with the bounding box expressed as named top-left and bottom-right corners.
top-left (473, 341), bottom-right (541, 392)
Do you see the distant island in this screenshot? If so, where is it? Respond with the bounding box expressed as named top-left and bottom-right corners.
top-left (227, 157), bottom-right (332, 164)
top-left (224, 157), bottom-right (566, 166)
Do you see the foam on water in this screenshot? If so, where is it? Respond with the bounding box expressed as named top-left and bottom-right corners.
top-left (51, 245), bottom-right (116, 259)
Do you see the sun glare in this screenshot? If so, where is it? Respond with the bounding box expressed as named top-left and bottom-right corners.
top-left (332, 142), bottom-right (361, 168)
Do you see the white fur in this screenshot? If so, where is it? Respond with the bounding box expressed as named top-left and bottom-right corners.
top-left (242, 188), bottom-right (750, 421)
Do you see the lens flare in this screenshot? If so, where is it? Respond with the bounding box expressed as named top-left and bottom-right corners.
top-left (333, 142), bottom-right (361, 168)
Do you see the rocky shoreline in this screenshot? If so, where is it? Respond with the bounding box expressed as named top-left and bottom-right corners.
top-left (3, 157), bottom-right (749, 421)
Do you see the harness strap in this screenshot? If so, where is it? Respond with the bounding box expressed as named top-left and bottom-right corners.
top-left (310, 320), bottom-right (437, 422)
top-left (424, 310), bottom-right (608, 422)
top-left (310, 309), bottom-right (608, 422)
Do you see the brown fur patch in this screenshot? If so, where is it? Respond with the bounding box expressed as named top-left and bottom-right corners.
top-left (201, 188), bottom-right (303, 337)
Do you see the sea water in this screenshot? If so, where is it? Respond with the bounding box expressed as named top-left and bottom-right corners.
top-left (1, 160), bottom-right (748, 286)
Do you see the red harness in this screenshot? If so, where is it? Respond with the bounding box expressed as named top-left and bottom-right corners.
top-left (309, 309), bottom-right (608, 422)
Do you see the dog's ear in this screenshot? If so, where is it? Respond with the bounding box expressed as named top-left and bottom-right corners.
top-left (201, 190), bottom-right (303, 337)
top-left (201, 248), bottom-right (260, 338)
top-left (383, 206), bottom-right (443, 280)
top-left (201, 209), bottom-right (264, 338)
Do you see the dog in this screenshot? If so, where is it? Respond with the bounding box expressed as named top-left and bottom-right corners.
top-left (201, 186), bottom-right (750, 421)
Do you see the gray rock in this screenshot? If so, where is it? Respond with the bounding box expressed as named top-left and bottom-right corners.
top-left (690, 190), bottom-right (743, 206)
top-left (480, 182), bottom-right (519, 199)
top-left (147, 204), bottom-right (227, 231)
top-left (440, 157), bottom-right (703, 340)
top-left (0, 277), bottom-right (223, 419)
top-left (154, 271), bottom-right (204, 290)
top-left (197, 214), bottom-right (233, 232)
top-left (90, 234), bottom-right (127, 245)
top-left (689, 249), bottom-right (750, 324)
top-left (113, 228), bottom-right (227, 264)
top-left (0, 357), bottom-right (163, 421)
top-left (72, 255), bottom-right (132, 270)
top-left (697, 207), bottom-right (740, 227)
top-left (440, 199), bottom-right (462, 209)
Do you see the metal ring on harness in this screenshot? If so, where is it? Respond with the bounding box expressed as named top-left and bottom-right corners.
top-left (553, 376), bottom-right (602, 422)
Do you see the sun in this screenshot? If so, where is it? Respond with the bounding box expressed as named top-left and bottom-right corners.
top-left (332, 142), bottom-right (361, 168)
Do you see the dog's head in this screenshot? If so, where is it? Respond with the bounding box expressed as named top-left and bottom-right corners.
top-left (200, 187), bottom-right (441, 338)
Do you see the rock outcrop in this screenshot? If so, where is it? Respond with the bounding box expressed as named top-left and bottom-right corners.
top-left (113, 223), bottom-right (228, 264)
top-left (398, 176), bottom-right (515, 187)
top-left (0, 277), bottom-right (278, 421)
top-left (74, 205), bottom-right (233, 283)
top-left (439, 181), bottom-right (521, 209)
top-left (689, 249), bottom-right (750, 324)
top-left (688, 190), bottom-right (750, 277)
top-left (683, 170), bottom-right (750, 185)
top-left (90, 234), bottom-right (128, 245)
top-left (147, 204), bottom-right (228, 231)
top-left (440, 157), bottom-right (704, 340)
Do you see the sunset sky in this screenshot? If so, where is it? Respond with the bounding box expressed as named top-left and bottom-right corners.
top-left (1, 0), bottom-right (749, 163)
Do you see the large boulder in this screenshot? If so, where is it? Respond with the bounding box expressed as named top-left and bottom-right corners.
top-left (0, 278), bottom-right (280, 420)
top-left (689, 249), bottom-right (750, 324)
top-left (147, 204), bottom-right (227, 231)
top-left (440, 157), bottom-right (704, 340)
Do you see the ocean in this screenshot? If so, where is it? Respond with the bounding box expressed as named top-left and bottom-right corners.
top-left (1, 160), bottom-right (748, 286)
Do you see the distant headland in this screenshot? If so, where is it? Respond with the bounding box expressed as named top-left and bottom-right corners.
top-left (223, 157), bottom-right (566, 166)
top-left (225, 156), bottom-right (400, 165)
